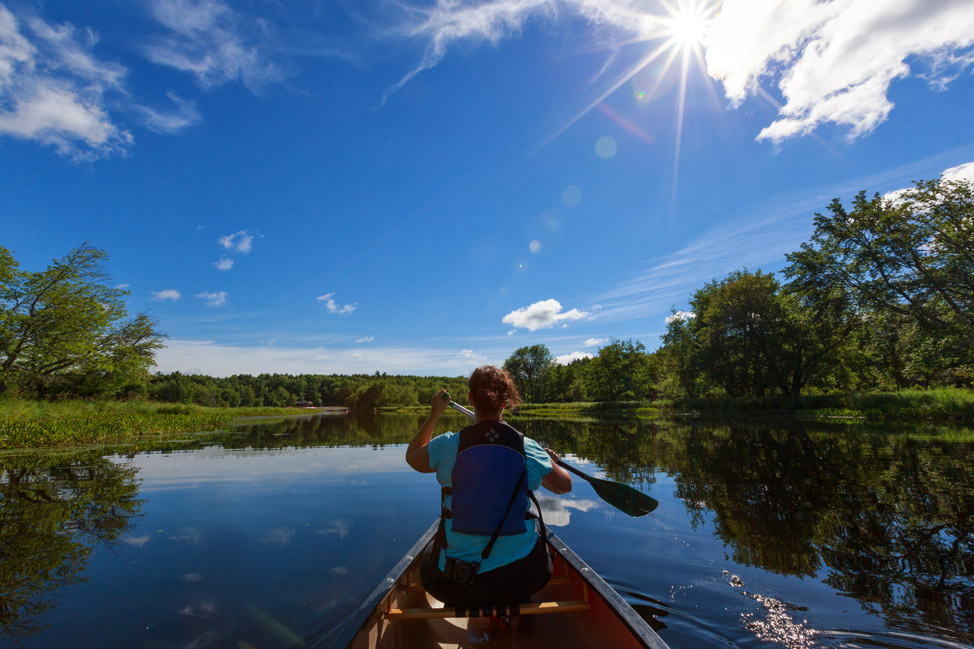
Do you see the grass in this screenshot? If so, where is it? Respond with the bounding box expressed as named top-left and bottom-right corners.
top-left (0, 400), bottom-right (315, 450)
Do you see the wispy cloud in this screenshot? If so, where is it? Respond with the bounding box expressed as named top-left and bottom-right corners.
top-left (317, 292), bottom-right (355, 315)
top-left (355, 336), bottom-right (374, 343)
top-left (214, 257), bottom-right (233, 270)
top-left (381, 0), bottom-right (669, 104)
top-left (218, 230), bottom-right (253, 253)
top-left (140, 91), bottom-right (201, 133)
top-left (707, 0), bottom-right (974, 143)
top-left (0, 4), bottom-right (132, 159)
top-left (502, 299), bottom-right (588, 332)
top-left (196, 291), bottom-right (228, 307)
top-left (593, 152), bottom-right (974, 324)
top-left (152, 288), bottom-right (182, 301)
top-left (146, 0), bottom-right (283, 92)
top-left (583, 337), bottom-right (607, 347)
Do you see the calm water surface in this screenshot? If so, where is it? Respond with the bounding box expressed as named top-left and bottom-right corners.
top-left (1, 412), bottom-right (971, 648)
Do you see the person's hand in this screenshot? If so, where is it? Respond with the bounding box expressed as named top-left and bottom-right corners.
top-left (431, 389), bottom-right (450, 417)
top-left (544, 447), bottom-right (560, 464)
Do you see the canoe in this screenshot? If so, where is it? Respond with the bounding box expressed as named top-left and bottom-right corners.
top-left (322, 520), bottom-right (670, 649)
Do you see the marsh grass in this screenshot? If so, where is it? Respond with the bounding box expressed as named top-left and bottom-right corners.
top-left (0, 400), bottom-right (311, 449)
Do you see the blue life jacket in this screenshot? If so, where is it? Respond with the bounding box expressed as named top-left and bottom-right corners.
top-left (446, 420), bottom-right (528, 537)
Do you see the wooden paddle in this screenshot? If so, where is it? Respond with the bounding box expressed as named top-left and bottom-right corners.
top-left (444, 397), bottom-right (659, 517)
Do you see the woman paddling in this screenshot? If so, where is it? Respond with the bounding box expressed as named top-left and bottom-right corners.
top-left (406, 365), bottom-right (572, 608)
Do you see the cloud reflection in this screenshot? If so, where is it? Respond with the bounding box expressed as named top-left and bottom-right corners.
top-left (535, 494), bottom-right (599, 527)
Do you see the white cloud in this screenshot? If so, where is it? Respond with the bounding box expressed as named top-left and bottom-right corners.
top-left (502, 299), bottom-right (588, 332)
top-left (196, 291), bottom-right (228, 307)
top-left (942, 161), bottom-right (974, 185)
top-left (214, 257), bottom-right (233, 270)
top-left (317, 292), bottom-right (356, 315)
top-left (218, 230), bottom-right (253, 253)
top-left (0, 5), bottom-right (132, 159)
top-left (146, 0), bottom-right (283, 92)
top-left (584, 337), bottom-right (607, 347)
top-left (884, 160), bottom-right (974, 204)
top-left (707, 0), bottom-right (974, 143)
top-left (152, 288), bottom-right (182, 301)
top-left (664, 310), bottom-right (695, 325)
top-left (355, 336), bottom-right (374, 343)
top-left (554, 351), bottom-right (593, 365)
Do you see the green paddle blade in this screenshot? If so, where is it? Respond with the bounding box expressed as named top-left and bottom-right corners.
top-left (557, 460), bottom-right (659, 517)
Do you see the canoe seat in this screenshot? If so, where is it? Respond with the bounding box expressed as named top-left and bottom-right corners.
top-left (385, 600), bottom-right (590, 620)
top-left (403, 576), bottom-right (571, 592)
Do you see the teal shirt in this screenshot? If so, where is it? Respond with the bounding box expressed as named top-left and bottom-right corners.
top-left (427, 426), bottom-right (552, 573)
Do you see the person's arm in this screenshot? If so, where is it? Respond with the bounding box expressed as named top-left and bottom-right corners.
top-left (541, 448), bottom-right (572, 494)
top-left (405, 389), bottom-right (449, 473)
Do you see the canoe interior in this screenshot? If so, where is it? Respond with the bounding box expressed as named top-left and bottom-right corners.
top-left (334, 522), bottom-right (668, 649)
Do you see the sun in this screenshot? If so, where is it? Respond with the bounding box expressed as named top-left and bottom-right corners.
top-left (663, 2), bottom-right (711, 51)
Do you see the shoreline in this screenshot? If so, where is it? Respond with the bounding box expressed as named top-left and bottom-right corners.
top-left (3, 388), bottom-right (972, 450)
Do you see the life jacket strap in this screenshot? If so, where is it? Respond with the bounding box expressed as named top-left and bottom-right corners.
top-left (480, 467), bottom-right (526, 562)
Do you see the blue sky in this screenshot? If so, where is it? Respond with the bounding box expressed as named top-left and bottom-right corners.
top-left (3, 0), bottom-right (974, 376)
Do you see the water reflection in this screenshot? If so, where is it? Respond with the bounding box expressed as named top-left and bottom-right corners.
top-left (1, 413), bottom-right (971, 647)
top-left (217, 414), bottom-right (974, 640)
top-left (0, 454), bottom-right (142, 638)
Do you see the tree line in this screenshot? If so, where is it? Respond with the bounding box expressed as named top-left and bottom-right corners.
top-left (3, 177), bottom-right (970, 405)
top-left (506, 178), bottom-right (973, 401)
top-left (148, 371), bottom-right (470, 409)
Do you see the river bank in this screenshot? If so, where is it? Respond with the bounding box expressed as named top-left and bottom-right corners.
top-left (510, 388), bottom-right (974, 422)
top-left (393, 387), bottom-right (974, 422)
top-left (5, 388), bottom-right (972, 450)
top-left (0, 400), bottom-right (337, 450)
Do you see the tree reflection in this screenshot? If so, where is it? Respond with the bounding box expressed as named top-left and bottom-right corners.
top-left (542, 417), bottom-right (974, 638)
top-left (0, 454), bottom-right (142, 639)
top-left (443, 415), bottom-right (974, 637)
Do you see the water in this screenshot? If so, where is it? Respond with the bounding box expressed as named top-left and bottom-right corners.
top-left (1, 412), bottom-right (971, 648)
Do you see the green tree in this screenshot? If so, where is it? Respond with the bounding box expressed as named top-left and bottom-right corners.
top-left (585, 339), bottom-right (652, 401)
top-left (503, 344), bottom-right (554, 403)
top-left (0, 244), bottom-right (163, 398)
top-left (659, 311), bottom-right (703, 398)
top-left (785, 179), bottom-right (974, 385)
top-left (690, 270), bottom-right (785, 397)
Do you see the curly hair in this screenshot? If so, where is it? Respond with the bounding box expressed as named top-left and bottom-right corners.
top-left (468, 365), bottom-right (521, 414)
